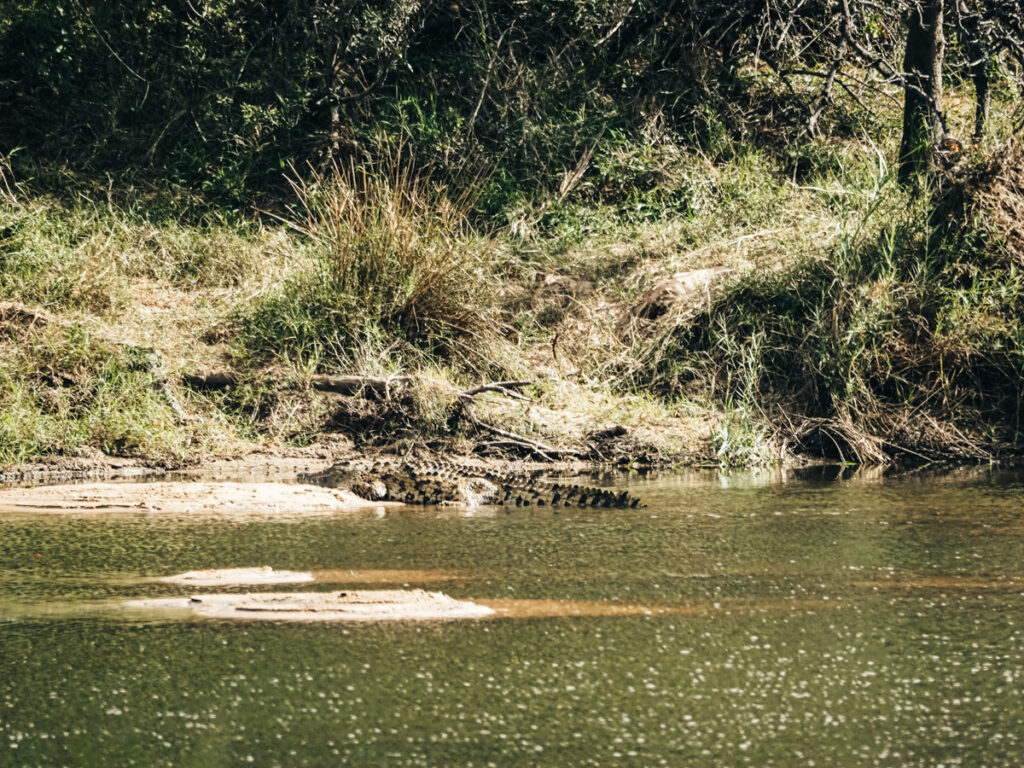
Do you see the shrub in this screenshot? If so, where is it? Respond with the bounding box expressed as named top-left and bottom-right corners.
top-left (234, 162), bottom-right (507, 374)
top-left (624, 149), bottom-right (1024, 462)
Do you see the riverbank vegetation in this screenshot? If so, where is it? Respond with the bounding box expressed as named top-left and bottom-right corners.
top-left (2, 0), bottom-right (1023, 468)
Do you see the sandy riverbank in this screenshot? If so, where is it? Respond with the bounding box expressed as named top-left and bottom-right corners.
top-left (0, 480), bottom-right (396, 516)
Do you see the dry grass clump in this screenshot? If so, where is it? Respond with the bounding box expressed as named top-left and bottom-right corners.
top-left (235, 161), bottom-right (511, 374)
top-left (296, 162), bottom-right (490, 339)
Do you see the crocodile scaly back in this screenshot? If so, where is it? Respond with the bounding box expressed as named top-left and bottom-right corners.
top-left (302, 459), bottom-right (642, 509)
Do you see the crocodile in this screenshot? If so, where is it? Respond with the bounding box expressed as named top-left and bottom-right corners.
top-left (0, 462), bottom-right (159, 488)
top-left (300, 458), bottom-right (643, 509)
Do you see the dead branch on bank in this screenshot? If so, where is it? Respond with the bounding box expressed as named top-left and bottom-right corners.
top-left (182, 370), bottom-right (576, 460)
top-left (454, 380), bottom-right (576, 461)
top-left (310, 375), bottom-right (569, 458)
top-left (317, 376), bottom-right (578, 460)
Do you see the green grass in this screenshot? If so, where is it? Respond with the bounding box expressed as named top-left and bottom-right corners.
top-left (0, 325), bottom-right (190, 465)
top-left (621, 148), bottom-right (1024, 462)
top-left (0, 192), bottom-right (295, 315)
top-left (0, 163), bottom-right (299, 464)
top-left (1, 75), bottom-right (1023, 467)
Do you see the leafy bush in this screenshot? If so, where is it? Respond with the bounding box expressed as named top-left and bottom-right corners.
top-left (1, 0), bottom-right (876, 211)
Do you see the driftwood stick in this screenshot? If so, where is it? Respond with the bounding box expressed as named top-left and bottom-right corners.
top-left (460, 380), bottom-right (533, 396)
top-left (459, 381), bottom-right (533, 402)
top-left (457, 379), bottom-right (575, 460)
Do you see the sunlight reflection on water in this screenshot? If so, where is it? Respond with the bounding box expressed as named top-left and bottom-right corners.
top-left (2, 465), bottom-right (1024, 766)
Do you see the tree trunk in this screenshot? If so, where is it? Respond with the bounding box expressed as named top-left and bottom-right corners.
top-left (898, 0), bottom-right (945, 184)
top-left (957, 0), bottom-right (990, 141)
top-left (970, 51), bottom-right (991, 141)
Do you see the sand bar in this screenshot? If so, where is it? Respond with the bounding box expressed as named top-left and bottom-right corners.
top-left (0, 481), bottom-right (395, 516)
top-left (126, 589), bottom-right (495, 621)
top-left (158, 567), bottom-right (316, 586)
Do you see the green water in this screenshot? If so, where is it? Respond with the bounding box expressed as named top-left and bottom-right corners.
top-left (2, 467), bottom-right (1024, 767)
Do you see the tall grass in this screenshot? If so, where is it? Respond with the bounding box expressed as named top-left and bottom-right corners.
top-left (0, 154), bottom-right (291, 463)
top-left (234, 162), bottom-right (509, 374)
top-left (0, 164), bottom-right (290, 315)
top-left (622, 144), bottom-right (1024, 462)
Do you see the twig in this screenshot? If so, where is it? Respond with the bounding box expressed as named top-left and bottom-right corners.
top-left (459, 380), bottom-right (533, 401)
top-left (839, 0), bottom-right (948, 133)
top-left (807, 40), bottom-right (847, 137)
top-left (558, 130), bottom-right (603, 201)
top-left (84, 11), bottom-right (147, 84)
top-left (0, 300), bottom-right (54, 329)
top-left (455, 378), bottom-right (577, 460)
top-left (466, 22), bottom-right (514, 138)
top-left (595, 0), bottom-right (636, 46)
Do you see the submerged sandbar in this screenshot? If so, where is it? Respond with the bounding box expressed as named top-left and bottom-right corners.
top-left (126, 589), bottom-right (495, 622)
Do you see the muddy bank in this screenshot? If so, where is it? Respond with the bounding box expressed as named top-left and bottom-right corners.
top-left (0, 445), bottom-right (625, 491)
top-left (0, 455), bottom-right (159, 487)
top-left (0, 447), bottom-right (350, 488)
top-left (0, 445), bottom-right (641, 518)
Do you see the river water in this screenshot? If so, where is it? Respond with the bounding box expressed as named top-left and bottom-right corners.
top-left (2, 466), bottom-right (1023, 766)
